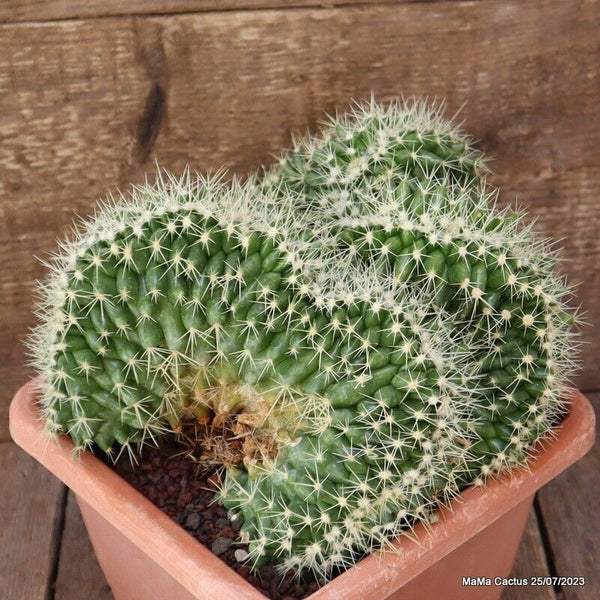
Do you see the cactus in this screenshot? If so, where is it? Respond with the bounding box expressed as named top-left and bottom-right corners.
top-left (30, 99), bottom-right (579, 582)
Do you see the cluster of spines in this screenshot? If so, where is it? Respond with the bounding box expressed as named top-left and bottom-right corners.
top-left (29, 99), bottom-right (580, 581)
top-left (231, 97), bottom-right (580, 574)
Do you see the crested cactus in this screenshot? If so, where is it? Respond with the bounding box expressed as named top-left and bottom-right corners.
top-left (30, 99), bottom-right (579, 581)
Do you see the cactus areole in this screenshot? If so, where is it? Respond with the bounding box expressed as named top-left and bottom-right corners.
top-left (31, 100), bottom-right (579, 580)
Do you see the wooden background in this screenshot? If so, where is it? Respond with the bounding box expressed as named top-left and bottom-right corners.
top-left (1, 2), bottom-right (599, 598)
top-left (2, 0), bottom-right (600, 438)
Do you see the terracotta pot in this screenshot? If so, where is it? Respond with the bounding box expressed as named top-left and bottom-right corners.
top-left (9, 380), bottom-right (595, 600)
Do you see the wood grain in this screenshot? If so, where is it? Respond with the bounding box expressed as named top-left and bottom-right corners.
top-left (0, 442), bottom-right (66, 600)
top-left (1, 0), bottom-right (599, 441)
top-left (0, 0), bottom-right (388, 24)
top-left (536, 392), bottom-right (600, 600)
top-left (501, 507), bottom-right (556, 600)
top-left (55, 491), bottom-right (113, 600)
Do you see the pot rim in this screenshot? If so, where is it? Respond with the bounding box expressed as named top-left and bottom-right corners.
top-left (9, 380), bottom-right (595, 600)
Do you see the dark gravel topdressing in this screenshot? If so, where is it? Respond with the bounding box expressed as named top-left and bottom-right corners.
top-left (110, 440), bottom-right (324, 600)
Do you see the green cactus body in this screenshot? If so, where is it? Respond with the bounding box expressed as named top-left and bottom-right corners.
top-left (31, 100), bottom-right (578, 580)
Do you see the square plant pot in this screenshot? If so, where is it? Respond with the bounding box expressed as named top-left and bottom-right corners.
top-left (9, 380), bottom-right (595, 600)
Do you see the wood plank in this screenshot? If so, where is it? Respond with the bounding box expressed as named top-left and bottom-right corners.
top-left (55, 491), bottom-right (113, 600)
top-left (501, 507), bottom-right (556, 600)
top-left (1, 0), bottom-right (600, 441)
top-left (536, 392), bottom-right (600, 600)
top-left (0, 442), bottom-right (66, 600)
top-left (0, 0), bottom-right (388, 25)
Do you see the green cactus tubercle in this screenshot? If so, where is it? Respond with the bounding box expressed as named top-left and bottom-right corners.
top-left (31, 99), bottom-right (578, 579)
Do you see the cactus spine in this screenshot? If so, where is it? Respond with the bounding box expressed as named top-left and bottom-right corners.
top-left (30, 99), bottom-right (579, 580)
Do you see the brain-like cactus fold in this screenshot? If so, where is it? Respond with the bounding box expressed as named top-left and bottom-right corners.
top-left (30, 99), bottom-right (579, 580)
